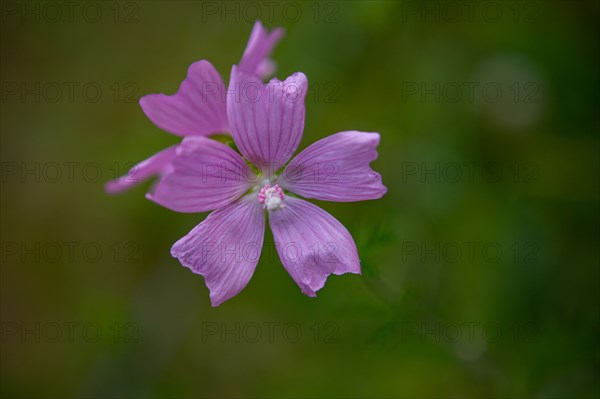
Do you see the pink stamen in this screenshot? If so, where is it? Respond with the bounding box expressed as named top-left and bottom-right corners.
top-left (258, 184), bottom-right (285, 211)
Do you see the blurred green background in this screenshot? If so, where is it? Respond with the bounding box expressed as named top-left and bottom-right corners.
top-left (1, 1), bottom-right (599, 398)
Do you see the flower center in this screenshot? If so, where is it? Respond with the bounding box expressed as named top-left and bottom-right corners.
top-left (258, 183), bottom-right (285, 211)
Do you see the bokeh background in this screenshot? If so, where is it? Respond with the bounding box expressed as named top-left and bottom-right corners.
top-left (1, 1), bottom-right (599, 398)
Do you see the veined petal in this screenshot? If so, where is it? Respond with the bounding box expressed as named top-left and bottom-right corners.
top-left (239, 21), bottom-right (284, 79)
top-left (227, 66), bottom-right (307, 176)
top-left (140, 60), bottom-right (228, 137)
top-left (268, 197), bottom-right (360, 296)
top-left (105, 145), bottom-right (177, 194)
top-left (172, 195), bottom-right (265, 307)
top-left (279, 131), bottom-right (387, 202)
top-left (148, 136), bottom-right (256, 213)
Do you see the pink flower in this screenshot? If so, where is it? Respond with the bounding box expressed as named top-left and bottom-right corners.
top-left (149, 66), bottom-right (387, 306)
top-left (105, 21), bottom-right (284, 194)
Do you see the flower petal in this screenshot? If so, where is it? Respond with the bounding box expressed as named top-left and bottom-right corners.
top-left (139, 60), bottom-right (228, 137)
top-left (227, 67), bottom-right (307, 175)
top-left (239, 21), bottom-right (284, 79)
top-left (279, 131), bottom-right (387, 202)
top-left (268, 197), bottom-right (360, 296)
top-left (172, 195), bottom-right (265, 307)
top-left (147, 136), bottom-right (256, 213)
top-left (105, 145), bottom-right (177, 194)
top-left (255, 59), bottom-right (277, 80)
